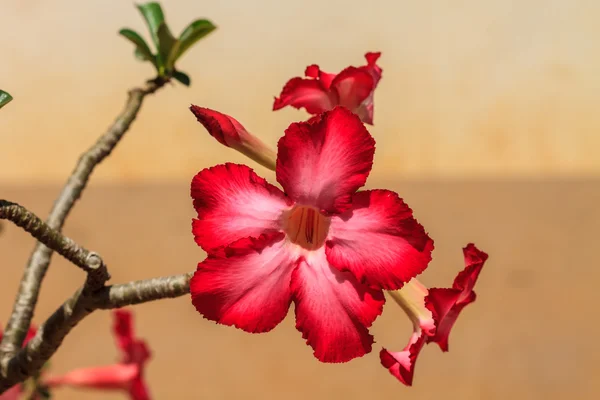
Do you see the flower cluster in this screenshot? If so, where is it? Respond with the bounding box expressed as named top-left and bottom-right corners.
top-left (189, 52), bottom-right (488, 384)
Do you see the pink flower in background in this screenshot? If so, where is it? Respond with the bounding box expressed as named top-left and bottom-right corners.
top-left (380, 244), bottom-right (488, 385)
top-left (189, 106), bottom-right (433, 363)
top-left (273, 52), bottom-right (383, 124)
top-left (45, 309), bottom-right (151, 400)
top-left (0, 325), bottom-right (37, 400)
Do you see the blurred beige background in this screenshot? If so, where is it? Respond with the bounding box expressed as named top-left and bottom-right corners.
top-left (1, 1), bottom-right (600, 399)
top-left (1, 0), bottom-right (600, 183)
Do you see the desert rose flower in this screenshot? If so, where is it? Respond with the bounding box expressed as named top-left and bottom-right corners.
top-left (189, 106), bottom-right (433, 363)
top-left (273, 52), bottom-right (383, 124)
top-left (380, 244), bottom-right (488, 385)
top-left (45, 309), bottom-right (151, 400)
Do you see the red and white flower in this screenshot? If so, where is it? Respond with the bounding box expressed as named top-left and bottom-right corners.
top-left (380, 244), bottom-right (488, 385)
top-left (273, 52), bottom-right (383, 124)
top-left (44, 309), bottom-right (151, 400)
top-left (190, 106), bottom-right (433, 363)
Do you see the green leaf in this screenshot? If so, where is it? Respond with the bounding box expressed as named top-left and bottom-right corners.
top-left (136, 2), bottom-right (166, 50)
top-left (156, 22), bottom-right (177, 74)
top-left (172, 70), bottom-right (191, 86)
top-left (171, 19), bottom-right (216, 63)
top-left (118, 28), bottom-right (156, 67)
top-left (0, 90), bottom-right (13, 109)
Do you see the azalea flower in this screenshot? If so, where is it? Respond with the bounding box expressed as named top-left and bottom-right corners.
top-left (380, 243), bottom-right (488, 385)
top-left (189, 105), bottom-right (433, 363)
top-left (273, 52), bottom-right (383, 124)
top-left (45, 309), bottom-right (151, 400)
top-left (0, 325), bottom-right (37, 400)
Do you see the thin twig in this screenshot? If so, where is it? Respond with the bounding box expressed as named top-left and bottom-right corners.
top-left (0, 200), bottom-right (109, 285)
top-left (0, 273), bottom-right (191, 392)
top-left (0, 78), bottom-right (166, 358)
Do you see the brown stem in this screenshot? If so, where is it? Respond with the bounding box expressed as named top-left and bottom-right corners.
top-left (0, 78), bottom-right (165, 358)
top-left (0, 200), bottom-right (109, 285)
top-left (0, 273), bottom-right (191, 393)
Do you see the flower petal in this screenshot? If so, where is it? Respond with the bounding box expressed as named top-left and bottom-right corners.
top-left (425, 243), bottom-right (488, 351)
top-left (129, 377), bottom-right (151, 400)
top-left (330, 66), bottom-right (374, 111)
top-left (190, 106), bottom-right (277, 170)
top-left (189, 105), bottom-right (241, 148)
top-left (113, 309), bottom-right (134, 353)
top-left (190, 233), bottom-right (297, 333)
top-left (276, 107), bottom-right (375, 214)
top-left (0, 385), bottom-right (22, 400)
top-left (191, 163), bottom-right (291, 252)
top-left (363, 52), bottom-right (383, 86)
top-left (44, 364), bottom-right (139, 390)
top-left (354, 52), bottom-right (383, 125)
top-left (380, 331), bottom-right (426, 386)
top-left (290, 250), bottom-right (385, 363)
top-left (454, 243), bottom-right (488, 301)
top-left (326, 190), bottom-right (434, 290)
top-left (272, 77), bottom-right (336, 114)
top-left (304, 64), bottom-right (336, 89)
top-left (425, 288), bottom-right (464, 352)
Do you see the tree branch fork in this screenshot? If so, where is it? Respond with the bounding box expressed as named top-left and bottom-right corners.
top-left (0, 199), bottom-right (192, 392)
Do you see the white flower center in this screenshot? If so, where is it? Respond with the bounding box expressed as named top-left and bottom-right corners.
top-left (284, 205), bottom-right (330, 250)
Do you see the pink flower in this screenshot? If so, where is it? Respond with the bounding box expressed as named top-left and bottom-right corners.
top-left (380, 244), bottom-right (488, 385)
top-left (0, 325), bottom-right (37, 400)
top-left (0, 386), bottom-right (21, 400)
top-left (44, 309), bottom-right (151, 400)
top-left (190, 106), bottom-right (433, 363)
top-left (273, 52), bottom-right (383, 124)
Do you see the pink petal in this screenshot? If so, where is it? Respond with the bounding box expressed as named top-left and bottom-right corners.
top-left (363, 52), bottom-right (383, 86)
top-left (425, 288), bottom-right (466, 352)
top-left (453, 243), bottom-right (488, 302)
top-left (380, 331), bottom-right (426, 386)
top-left (191, 163), bottom-right (291, 252)
top-left (425, 243), bottom-right (488, 351)
top-left (189, 105), bottom-right (242, 148)
top-left (290, 250), bottom-right (385, 363)
top-left (272, 77), bottom-right (336, 113)
top-left (326, 190), bottom-right (434, 290)
top-left (190, 233), bottom-right (298, 333)
top-left (276, 107), bottom-right (375, 214)
top-left (354, 52), bottom-right (383, 125)
top-left (190, 107), bottom-right (277, 170)
top-left (330, 67), bottom-right (374, 112)
top-left (304, 64), bottom-right (336, 89)
top-left (0, 385), bottom-right (22, 400)
top-left (129, 377), bottom-right (151, 400)
top-left (113, 309), bottom-right (134, 354)
top-left (45, 364), bottom-right (139, 390)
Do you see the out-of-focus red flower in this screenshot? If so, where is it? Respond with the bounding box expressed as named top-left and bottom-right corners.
top-left (380, 244), bottom-right (488, 385)
top-left (273, 52), bottom-right (383, 124)
top-left (0, 325), bottom-right (38, 400)
top-left (44, 309), bottom-right (151, 400)
top-left (189, 106), bottom-right (433, 363)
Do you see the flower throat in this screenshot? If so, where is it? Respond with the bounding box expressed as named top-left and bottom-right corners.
top-left (285, 206), bottom-right (330, 250)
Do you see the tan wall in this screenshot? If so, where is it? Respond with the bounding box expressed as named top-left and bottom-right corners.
top-left (1, 0), bottom-right (599, 184)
